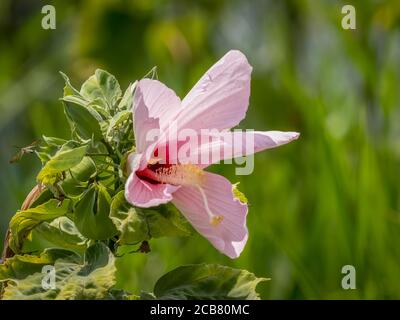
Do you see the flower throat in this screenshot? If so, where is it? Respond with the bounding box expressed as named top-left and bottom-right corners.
top-left (137, 162), bottom-right (223, 226)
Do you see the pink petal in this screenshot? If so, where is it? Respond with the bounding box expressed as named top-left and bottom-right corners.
top-left (133, 88), bottom-right (159, 153)
top-left (125, 152), bottom-right (145, 175)
top-left (156, 133), bottom-right (222, 166)
top-left (192, 130), bottom-right (300, 167)
top-left (125, 172), bottom-right (179, 208)
top-left (133, 79), bottom-right (181, 152)
top-left (172, 172), bottom-right (248, 258)
top-left (176, 50), bottom-right (252, 132)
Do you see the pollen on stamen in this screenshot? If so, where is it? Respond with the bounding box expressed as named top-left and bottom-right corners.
top-left (196, 185), bottom-right (224, 227)
top-left (154, 164), bottom-right (204, 187)
top-left (154, 164), bottom-right (223, 227)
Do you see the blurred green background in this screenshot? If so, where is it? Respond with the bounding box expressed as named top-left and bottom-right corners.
top-left (1, 0), bottom-right (400, 299)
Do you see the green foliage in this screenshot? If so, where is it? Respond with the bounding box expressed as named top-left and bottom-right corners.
top-left (69, 156), bottom-right (97, 181)
top-left (152, 264), bottom-right (267, 300)
top-left (0, 68), bottom-right (262, 300)
top-left (2, 0), bottom-right (400, 300)
top-left (63, 98), bottom-right (103, 141)
top-left (110, 191), bottom-right (191, 244)
top-left (117, 82), bottom-right (135, 111)
top-left (35, 136), bottom-right (68, 163)
top-left (2, 243), bottom-right (116, 300)
top-left (27, 217), bottom-right (88, 253)
top-left (74, 184), bottom-right (118, 240)
top-left (80, 69), bottom-right (122, 112)
top-left (9, 199), bottom-right (72, 253)
top-left (0, 249), bottom-right (77, 280)
top-left (107, 110), bottom-right (131, 138)
top-left (37, 143), bottom-right (87, 184)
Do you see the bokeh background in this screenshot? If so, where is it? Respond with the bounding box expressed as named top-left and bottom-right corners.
top-left (1, 0), bottom-right (400, 299)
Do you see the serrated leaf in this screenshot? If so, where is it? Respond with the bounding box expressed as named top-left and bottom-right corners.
top-left (0, 249), bottom-right (78, 281)
top-left (86, 139), bottom-right (109, 154)
top-left (80, 69), bottom-right (122, 110)
top-left (37, 144), bottom-right (87, 185)
top-left (106, 110), bottom-right (131, 137)
top-left (74, 185), bottom-right (118, 240)
top-left (25, 217), bottom-right (88, 253)
top-left (88, 100), bottom-right (111, 119)
top-left (2, 243), bottom-right (116, 300)
top-left (62, 94), bottom-right (89, 108)
top-left (9, 199), bottom-right (72, 253)
top-left (60, 72), bottom-right (111, 119)
top-left (36, 136), bottom-right (67, 163)
top-left (59, 179), bottom-right (87, 198)
top-left (60, 72), bottom-right (83, 97)
top-left (117, 81), bottom-right (136, 110)
top-left (62, 98), bottom-right (103, 141)
top-left (154, 264), bottom-right (267, 300)
top-left (69, 156), bottom-right (97, 182)
top-left (147, 204), bottom-right (192, 238)
top-left (42, 136), bottom-right (68, 146)
top-left (110, 191), bottom-right (191, 245)
top-left (60, 156), bottom-right (97, 197)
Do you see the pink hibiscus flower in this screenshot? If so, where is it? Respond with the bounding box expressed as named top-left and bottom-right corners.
top-left (124, 50), bottom-right (299, 258)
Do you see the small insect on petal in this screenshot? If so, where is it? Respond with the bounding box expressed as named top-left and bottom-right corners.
top-left (210, 215), bottom-right (224, 226)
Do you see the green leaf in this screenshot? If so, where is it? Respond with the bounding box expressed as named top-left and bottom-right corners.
top-left (37, 144), bottom-right (87, 185)
top-left (0, 249), bottom-right (79, 281)
top-left (110, 191), bottom-right (191, 245)
top-left (60, 72), bottom-right (83, 97)
top-left (60, 71), bottom-right (111, 119)
top-left (62, 94), bottom-right (91, 109)
top-left (60, 156), bottom-right (97, 197)
top-left (110, 194), bottom-right (148, 244)
top-left (62, 98), bottom-right (103, 141)
top-left (36, 136), bottom-right (67, 163)
top-left (9, 199), bottom-right (72, 253)
top-left (74, 184), bottom-right (118, 240)
top-left (89, 100), bottom-right (112, 119)
top-left (69, 156), bottom-right (97, 182)
top-left (106, 110), bottom-right (131, 138)
top-left (59, 179), bottom-right (87, 198)
top-left (2, 243), bottom-right (116, 300)
top-left (26, 217), bottom-right (88, 253)
top-left (117, 81), bottom-right (136, 110)
top-left (29, 188), bottom-right (53, 208)
top-left (153, 264), bottom-right (267, 300)
top-left (86, 139), bottom-right (109, 155)
top-left (140, 291), bottom-right (156, 300)
top-left (147, 204), bottom-right (192, 238)
top-left (80, 69), bottom-right (122, 109)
